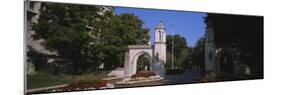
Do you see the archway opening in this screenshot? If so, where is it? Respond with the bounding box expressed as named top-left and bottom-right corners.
top-left (219, 53), bottom-right (234, 74)
top-left (136, 54), bottom-right (151, 72)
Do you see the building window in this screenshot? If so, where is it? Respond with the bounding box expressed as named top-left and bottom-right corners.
top-left (159, 31), bottom-right (162, 42)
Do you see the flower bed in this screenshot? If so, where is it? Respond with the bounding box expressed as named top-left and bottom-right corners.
top-left (131, 71), bottom-right (157, 78)
top-left (44, 80), bottom-right (114, 92)
top-left (117, 71), bottom-right (163, 84)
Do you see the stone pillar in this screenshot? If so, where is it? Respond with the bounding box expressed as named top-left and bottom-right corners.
top-left (124, 52), bottom-right (131, 78)
top-left (205, 26), bottom-right (216, 71)
top-left (152, 21), bottom-right (167, 77)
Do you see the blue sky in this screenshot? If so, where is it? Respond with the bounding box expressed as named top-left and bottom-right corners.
top-left (115, 7), bottom-right (206, 47)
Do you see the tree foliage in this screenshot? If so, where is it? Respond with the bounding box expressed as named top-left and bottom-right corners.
top-left (137, 54), bottom-right (150, 71)
top-left (31, 3), bottom-right (149, 74)
top-left (166, 34), bottom-right (192, 69)
top-left (191, 37), bottom-right (205, 72)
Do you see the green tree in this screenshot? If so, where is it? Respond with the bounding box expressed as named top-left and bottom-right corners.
top-left (166, 34), bottom-right (191, 69)
top-left (101, 13), bottom-right (149, 69)
top-left (33, 3), bottom-right (109, 74)
top-left (137, 54), bottom-right (150, 71)
top-left (191, 37), bottom-right (205, 72)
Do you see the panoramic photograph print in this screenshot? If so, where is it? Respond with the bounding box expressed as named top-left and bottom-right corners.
top-left (25, 1), bottom-right (264, 94)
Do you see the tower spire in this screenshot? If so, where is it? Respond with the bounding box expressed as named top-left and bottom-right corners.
top-left (154, 20), bottom-right (166, 43)
top-left (156, 20), bottom-right (165, 30)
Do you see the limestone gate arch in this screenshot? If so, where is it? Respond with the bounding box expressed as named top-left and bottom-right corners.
top-left (215, 47), bottom-right (240, 75)
top-left (124, 45), bottom-right (152, 77)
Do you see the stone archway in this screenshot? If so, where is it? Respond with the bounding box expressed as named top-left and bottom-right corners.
top-left (218, 53), bottom-right (234, 74)
top-left (136, 54), bottom-right (151, 72)
top-left (124, 45), bottom-right (153, 78)
top-left (131, 51), bottom-right (152, 73)
top-left (215, 48), bottom-right (240, 75)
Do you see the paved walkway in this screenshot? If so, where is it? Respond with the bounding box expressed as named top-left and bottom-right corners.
top-left (163, 70), bottom-right (202, 84)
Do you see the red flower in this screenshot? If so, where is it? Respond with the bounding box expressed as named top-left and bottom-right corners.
top-left (131, 71), bottom-right (156, 78)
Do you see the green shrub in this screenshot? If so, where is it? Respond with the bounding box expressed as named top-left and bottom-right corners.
top-left (200, 71), bottom-right (234, 82)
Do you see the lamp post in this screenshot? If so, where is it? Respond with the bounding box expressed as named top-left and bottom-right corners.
top-left (171, 23), bottom-right (174, 70)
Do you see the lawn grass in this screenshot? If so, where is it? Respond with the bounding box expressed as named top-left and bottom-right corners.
top-left (27, 71), bottom-right (110, 89)
top-left (27, 72), bottom-right (76, 89)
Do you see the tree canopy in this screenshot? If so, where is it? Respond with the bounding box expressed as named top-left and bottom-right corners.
top-left (166, 34), bottom-right (192, 69)
top-left (191, 37), bottom-right (205, 72)
top-left (31, 3), bottom-right (149, 74)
